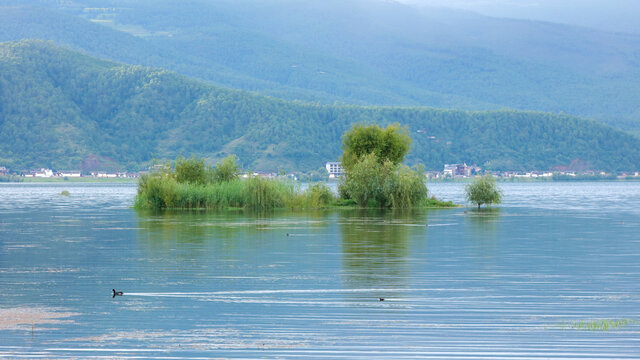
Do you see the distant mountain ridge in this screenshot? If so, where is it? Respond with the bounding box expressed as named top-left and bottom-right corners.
top-left (1, 40), bottom-right (640, 172)
top-left (0, 0), bottom-right (639, 134)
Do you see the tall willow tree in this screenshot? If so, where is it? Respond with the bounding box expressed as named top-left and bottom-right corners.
top-left (340, 123), bottom-right (411, 172)
top-left (465, 175), bottom-right (503, 209)
top-left (339, 123), bottom-right (427, 208)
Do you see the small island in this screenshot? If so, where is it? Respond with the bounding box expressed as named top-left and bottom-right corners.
top-left (134, 124), bottom-right (455, 210)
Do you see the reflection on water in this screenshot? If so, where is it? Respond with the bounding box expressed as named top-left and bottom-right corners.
top-left (465, 208), bottom-right (501, 240)
top-left (462, 208), bottom-right (502, 270)
top-left (1, 182), bottom-right (640, 359)
top-left (340, 209), bottom-right (427, 298)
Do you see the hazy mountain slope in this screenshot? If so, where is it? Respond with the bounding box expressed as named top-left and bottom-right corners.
top-left (0, 4), bottom-right (490, 109)
top-left (2, 40), bottom-right (639, 172)
top-left (0, 0), bottom-right (639, 133)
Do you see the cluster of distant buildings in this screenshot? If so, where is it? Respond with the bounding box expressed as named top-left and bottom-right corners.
top-left (324, 162), bottom-right (640, 180)
top-left (429, 164), bottom-right (640, 180)
top-left (324, 161), bottom-right (483, 179)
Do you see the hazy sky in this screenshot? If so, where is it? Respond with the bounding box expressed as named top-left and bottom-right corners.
top-left (396, 0), bottom-right (640, 34)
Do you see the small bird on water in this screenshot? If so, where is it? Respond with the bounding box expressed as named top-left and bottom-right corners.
top-left (379, 298), bottom-right (384, 301)
top-left (112, 289), bottom-right (124, 298)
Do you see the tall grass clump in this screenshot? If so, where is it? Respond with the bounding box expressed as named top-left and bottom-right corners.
top-left (209, 179), bottom-right (246, 208)
top-left (134, 155), bottom-right (337, 210)
top-left (243, 175), bottom-right (296, 210)
top-left (305, 183), bottom-right (335, 208)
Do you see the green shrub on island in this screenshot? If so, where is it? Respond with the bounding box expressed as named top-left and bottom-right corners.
top-left (211, 155), bottom-right (241, 183)
top-left (339, 123), bottom-right (449, 208)
top-left (59, 190), bottom-right (70, 196)
top-left (175, 156), bottom-right (207, 185)
top-left (340, 152), bottom-right (395, 207)
top-left (389, 164), bottom-right (430, 208)
top-left (340, 152), bottom-right (429, 208)
top-left (465, 175), bottom-right (503, 209)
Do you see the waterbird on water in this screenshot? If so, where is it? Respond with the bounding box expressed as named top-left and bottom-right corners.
top-left (379, 298), bottom-right (384, 301)
top-left (112, 289), bottom-right (123, 298)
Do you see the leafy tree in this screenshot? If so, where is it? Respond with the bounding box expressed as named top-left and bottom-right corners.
top-left (340, 123), bottom-right (411, 172)
top-left (175, 156), bottom-right (206, 184)
top-left (211, 155), bottom-right (240, 183)
top-left (465, 175), bottom-right (503, 209)
top-left (341, 152), bottom-right (395, 207)
top-left (341, 153), bottom-right (430, 208)
top-left (388, 164), bottom-right (429, 208)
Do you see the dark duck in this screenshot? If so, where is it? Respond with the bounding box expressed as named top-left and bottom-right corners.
top-left (112, 289), bottom-right (124, 298)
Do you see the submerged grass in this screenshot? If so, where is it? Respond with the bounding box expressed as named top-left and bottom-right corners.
top-left (423, 196), bottom-right (457, 208)
top-left (568, 319), bottom-right (636, 331)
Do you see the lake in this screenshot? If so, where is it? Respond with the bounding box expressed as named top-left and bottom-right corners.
top-left (1, 182), bottom-right (639, 359)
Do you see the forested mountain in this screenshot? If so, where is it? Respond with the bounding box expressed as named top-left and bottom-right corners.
top-left (2, 40), bottom-right (640, 172)
top-left (0, 0), bottom-right (639, 134)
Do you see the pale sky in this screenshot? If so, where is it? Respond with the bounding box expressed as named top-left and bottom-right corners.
top-left (396, 0), bottom-right (640, 34)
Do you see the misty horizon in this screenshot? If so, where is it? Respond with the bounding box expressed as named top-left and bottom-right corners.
top-left (396, 0), bottom-right (640, 34)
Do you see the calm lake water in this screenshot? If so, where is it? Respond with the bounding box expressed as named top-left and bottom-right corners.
top-left (1, 182), bottom-right (639, 359)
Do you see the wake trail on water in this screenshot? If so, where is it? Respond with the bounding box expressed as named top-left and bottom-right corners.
top-left (125, 288), bottom-right (455, 297)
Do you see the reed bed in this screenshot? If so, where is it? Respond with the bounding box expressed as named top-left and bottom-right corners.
top-left (134, 175), bottom-right (336, 210)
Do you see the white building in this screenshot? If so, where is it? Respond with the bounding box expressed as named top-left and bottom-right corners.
top-left (58, 171), bottom-right (82, 178)
top-left (94, 172), bottom-right (118, 178)
top-left (34, 168), bottom-right (54, 177)
top-left (325, 162), bottom-right (343, 179)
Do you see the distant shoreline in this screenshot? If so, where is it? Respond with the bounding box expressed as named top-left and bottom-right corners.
top-left (2, 177), bottom-right (640, 184)
top-left (427, 177), bottom-right (640, 183)
top-left (1, 177), bottom-right (138, 183)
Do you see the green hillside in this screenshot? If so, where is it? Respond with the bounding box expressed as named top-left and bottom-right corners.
top-left (0, 1), bottom-right (639, 133)
top-left (1, 40), bottom-right (640, 172)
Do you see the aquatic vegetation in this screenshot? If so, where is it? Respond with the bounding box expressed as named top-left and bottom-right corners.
top-left (569, 319), bottom-right (636, 331)
top-left (135, 148), bottom-right (455, 210)
top-left (134, 125), bottom-right (457, 210)
top-left (134, 157), bottom-right (335, 210)
top-left (423, 196), bottom-right (456, 208)
top-left (59, 190), bottom-right (70, 196)
top-left (0, 307), bottom-right (78, 331)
